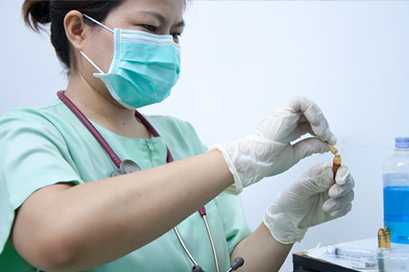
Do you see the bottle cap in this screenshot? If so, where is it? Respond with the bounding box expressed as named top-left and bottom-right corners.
top-left (395, 137), bottom-right (409, 149)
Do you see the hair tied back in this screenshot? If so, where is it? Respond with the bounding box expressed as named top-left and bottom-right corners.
top-left (22, 0), bottom-right (51, 31)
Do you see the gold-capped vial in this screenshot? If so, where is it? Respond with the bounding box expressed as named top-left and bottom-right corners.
top-left (378, 228), bottom-right (392, 249)
top-left (329, 145), bottom-right (339, 155)
top-left (332, 154), bottom-right (342, 179)
top-left (385, 228), bottom-right (392, 248)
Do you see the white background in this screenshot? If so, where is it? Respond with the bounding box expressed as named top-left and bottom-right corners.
top-left (2, 1), bottom-right (409, 271)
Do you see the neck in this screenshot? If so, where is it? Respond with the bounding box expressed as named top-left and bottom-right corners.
top-left (65, 72), bottom-right (136, 127)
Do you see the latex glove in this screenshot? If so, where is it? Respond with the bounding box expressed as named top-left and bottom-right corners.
top-left (215, 97), bottom-right (337, 193)
top-left (263, 165), bottom-right (355, 244)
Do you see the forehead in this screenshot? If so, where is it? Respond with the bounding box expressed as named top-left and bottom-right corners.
top-left (109, 0), bottom-right (185, 22)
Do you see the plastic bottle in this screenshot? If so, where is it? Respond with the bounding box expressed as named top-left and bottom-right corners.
top-left (383, 137), bottom-right (409, 244)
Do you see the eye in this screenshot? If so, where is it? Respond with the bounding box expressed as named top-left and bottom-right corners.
top-left (172, 32), bottom-right (182, 43)
top-left (140, 24), bottom-right (158, 33)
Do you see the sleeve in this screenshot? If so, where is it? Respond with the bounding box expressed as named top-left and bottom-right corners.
top-left (183, 121), bottom-right (252, 253)
top-left (0, 111), bottom-right (82, 253)
top-left (215, 193), bottom-right (252, 254)
top-left (181, 121), bottom-right (209, 154)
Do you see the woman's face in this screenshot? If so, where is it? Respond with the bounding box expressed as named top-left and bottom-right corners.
top-left (72, 0), bottom-right (185, 105)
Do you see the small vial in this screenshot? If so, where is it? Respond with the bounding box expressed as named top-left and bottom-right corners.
top-left (378, 228), bottom-right (392, 272)
top-left (378, 228), bottom-right (392, 249)
top-left (329, 145), bottom-right (339, 155)
top-left (333, 154), bottom-right (342, 179)
top-left (329, 145), bottom-right (342, 179)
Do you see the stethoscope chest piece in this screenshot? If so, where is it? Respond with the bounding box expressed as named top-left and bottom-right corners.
top-left (111, 159), bottom-right (141, 177)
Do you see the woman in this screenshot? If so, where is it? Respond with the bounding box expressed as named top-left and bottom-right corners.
top-left (0, 0), bottom-right (355, 271)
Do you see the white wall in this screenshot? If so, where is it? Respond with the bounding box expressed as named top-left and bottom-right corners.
top-left (2, 1), bottom-right (409, 271)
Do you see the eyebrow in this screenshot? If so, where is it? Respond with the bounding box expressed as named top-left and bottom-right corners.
top-left (142, 11), bottom-right (185, 28)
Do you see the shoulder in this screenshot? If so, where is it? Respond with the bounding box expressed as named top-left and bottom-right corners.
top-left (0, 98), bottom-right (64, 123)
top-left (0, 99), bottom-right (67, 140)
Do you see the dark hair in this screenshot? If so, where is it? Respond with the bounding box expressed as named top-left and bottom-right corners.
top-left (22, 0), bottom-right (123, 70)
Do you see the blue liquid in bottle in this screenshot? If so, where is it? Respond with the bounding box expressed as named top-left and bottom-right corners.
top-left (383, 138), bottom-right (409, 245)
top-left (384, 185), bottom-right (409, 244)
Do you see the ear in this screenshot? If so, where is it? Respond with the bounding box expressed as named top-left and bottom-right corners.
top-left (64, 10), bottom-right (88, 50)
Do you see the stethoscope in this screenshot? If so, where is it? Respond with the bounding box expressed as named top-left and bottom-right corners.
top-left (56, 91), bottom-right (244, 272)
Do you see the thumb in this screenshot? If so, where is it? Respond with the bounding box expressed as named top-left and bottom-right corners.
top-left (296, 165), bottom-right (333, 198)
top-left (289, 165), bottom-right (333, 200)
top-left (292, 137), bottom-right (329, 162)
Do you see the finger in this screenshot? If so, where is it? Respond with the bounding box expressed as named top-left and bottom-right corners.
top-left (287, 122), bottom-right (314, 142)
top-left (335, 166), bottom-right (354, 186)
top-left (256, 109), bottom-right (300, 143)
top-left (329, 179), bottom-right (355, 199)
top-left (329, 202), bottom-right (352, 218)
top-left (302, 166), bottom-right (334, 194)
top-left (323, 191), bottom-right (355, 213)
top-left (292, 137), bottom-right (330, 162)
top-left (288, 97), bottom-right (337, 145)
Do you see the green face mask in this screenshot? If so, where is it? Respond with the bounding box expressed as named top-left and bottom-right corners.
top-left (80, 14), bottom-right (181, 109)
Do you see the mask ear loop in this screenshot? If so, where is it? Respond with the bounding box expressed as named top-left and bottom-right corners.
top-left (80, 51), bottom-right (104, 74)
top-left (80, 14), bottom-right (114, 74)
top-left (82, 14), bottom-right (114, 33)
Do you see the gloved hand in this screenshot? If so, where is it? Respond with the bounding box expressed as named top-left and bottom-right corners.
top-left (215, 97), bottom-right (337, 193)
top-left (263, 165), bottom-right (355, 244)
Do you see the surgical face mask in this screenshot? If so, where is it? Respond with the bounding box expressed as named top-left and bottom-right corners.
top-left (80, 14), bottom-right (181, 109)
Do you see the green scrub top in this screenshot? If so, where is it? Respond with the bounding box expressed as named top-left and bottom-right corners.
top-left (0, 96), bottom-right (251, 272)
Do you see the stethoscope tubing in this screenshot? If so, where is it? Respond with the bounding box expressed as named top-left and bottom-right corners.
top-left (174, 227), bottom-right (199, 267)
top-left (57, 91), bottom-right (222, 272)
top-left (202, 214), bottom-right (220, 272)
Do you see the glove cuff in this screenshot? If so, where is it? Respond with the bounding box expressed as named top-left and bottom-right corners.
top-left (212, 145), bottom-right (244, 194)
top-left (263, 207), bottom-right (307, 245)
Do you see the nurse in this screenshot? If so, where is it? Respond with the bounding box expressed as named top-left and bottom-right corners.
top-left (0, 0), bottom-right (355, 271)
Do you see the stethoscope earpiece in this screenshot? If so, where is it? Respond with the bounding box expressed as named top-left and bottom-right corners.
top-left (191, 257), bottom-right (245, 272)
top-left (192, 265), bottom-right (205, 272)
top-left (229, 257), bottom-right (245, 271)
